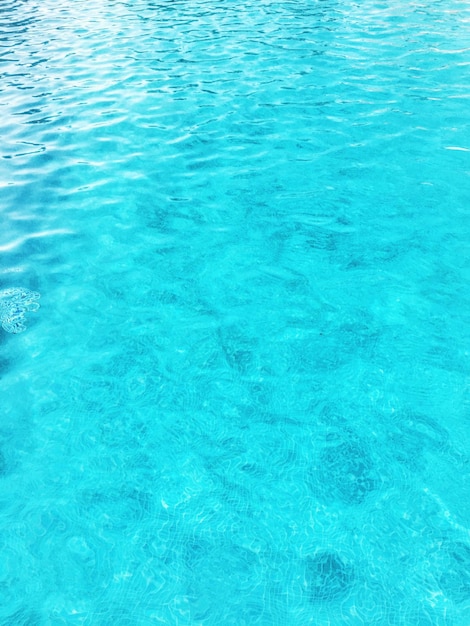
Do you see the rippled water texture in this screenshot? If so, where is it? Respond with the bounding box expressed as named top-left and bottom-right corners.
top-left (1, 0), bottom-right (470, 624)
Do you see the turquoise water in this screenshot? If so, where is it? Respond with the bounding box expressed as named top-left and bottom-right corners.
top-left (1, 0), bottom-right (470, 623)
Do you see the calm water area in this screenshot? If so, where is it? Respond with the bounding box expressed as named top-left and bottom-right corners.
top-left (1, 0), bottom-right (470, 624)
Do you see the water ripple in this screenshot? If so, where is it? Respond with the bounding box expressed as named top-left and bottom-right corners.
top-left (1, 0), bottom-right (469, 624)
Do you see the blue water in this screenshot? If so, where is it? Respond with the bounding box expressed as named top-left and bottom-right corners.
top-left (1, 0), bottom-right (469, 623)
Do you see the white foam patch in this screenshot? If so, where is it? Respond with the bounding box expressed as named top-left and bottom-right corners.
top-left (0, 288), bottom-right (40, 333)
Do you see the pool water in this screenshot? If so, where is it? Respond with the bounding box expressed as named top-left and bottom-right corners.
top-left (1, 0), bottom-right (469, 623)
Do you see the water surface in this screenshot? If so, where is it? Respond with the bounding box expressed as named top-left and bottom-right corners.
top-left (1, 0), bottom-right (469, 624)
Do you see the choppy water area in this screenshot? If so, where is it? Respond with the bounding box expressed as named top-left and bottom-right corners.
top-left (1, 0), bottom-right (470, 623)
